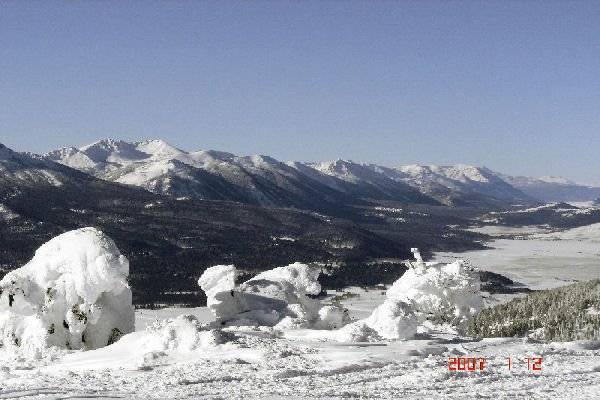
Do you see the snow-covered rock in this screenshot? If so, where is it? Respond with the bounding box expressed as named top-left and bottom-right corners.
top-left (334, 322), bottom-right (383, 342)
top-left (0, 228), bottom-right (134, 356)
top-left (198, 262), bottom-right (348, 329)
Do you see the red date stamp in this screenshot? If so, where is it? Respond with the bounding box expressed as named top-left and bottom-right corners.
top-left (448, 356), bottom-right (542, 372)
top-left (448, 357), bottom-right (486, 371)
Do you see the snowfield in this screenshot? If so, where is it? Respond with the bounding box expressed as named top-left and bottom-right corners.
top-left (436, 225), bottom-right (600, 290)
top-left (1, 305), bottom-right (600, 398)
top-left (534, 222), bottom-right (600, 242)
top-left (1, 228), bottom-right (600, 398)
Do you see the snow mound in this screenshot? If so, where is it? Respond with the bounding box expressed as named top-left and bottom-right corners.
top-left (198, 262), bottom-right (348, 329)
top-left (135, 315), bottom-right (226, 370)
top-left (354, 299), bottom-right (418, 340)
top-left (145, 314), bottom-right (225, 352)
top-left (338, 254), bottom-right (482, 341)
top-left (334, 320), bottom-right (383, 342)
top-left (0, 228), bottom-right (134, 356)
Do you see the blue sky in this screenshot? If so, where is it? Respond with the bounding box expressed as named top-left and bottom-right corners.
top-left (1, 1), bottom-right (599, 183)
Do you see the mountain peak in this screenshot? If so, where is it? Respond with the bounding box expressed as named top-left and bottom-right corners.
top-left (134, 139), bottom-right (184, 159)
top-left (0, 143), bottom-right (15, 161)
top-left (80, 138), bottom-right (130, 151)
top-left (397, 164), bottom-right (491, 182)
top-left (0, 142), bottom-right (9, 153)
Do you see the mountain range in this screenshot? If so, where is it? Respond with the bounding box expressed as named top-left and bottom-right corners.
top-left (46, 138), bottom-right (593, 209)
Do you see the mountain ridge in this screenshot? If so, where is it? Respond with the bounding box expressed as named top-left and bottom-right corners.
top-left (45, 138), bottom-right (545, 209)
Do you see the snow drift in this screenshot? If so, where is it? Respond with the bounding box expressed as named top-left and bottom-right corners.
top-left (198, 262), bottom-right (348, 329)
top-left (339, 250), bottom-right (482, 340)
top-left (0, 228), bottom-right (134, 356)
top-left (144, 314), bottom-right (225, 352)
top-left (133, 314), bottom-right (226, 370)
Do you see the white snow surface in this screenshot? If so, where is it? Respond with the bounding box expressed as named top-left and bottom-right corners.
top-left (0, 203), bottom-right (19, 221)
top-left (2, 293), bottom-right (600, 398)
top-left (398, 164), bottom-right (491, 184)
top-left (534, 223), bottom-right (600, 242)
top-left (0, 228), bottom-right (134, 356)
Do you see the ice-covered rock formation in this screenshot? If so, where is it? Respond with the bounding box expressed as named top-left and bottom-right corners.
top-left (0, 228), bottom-right (134, 356)
top-left (198, 262), bottom-right (348, 329)
top-left (338, 249), bottom-right (482, 340)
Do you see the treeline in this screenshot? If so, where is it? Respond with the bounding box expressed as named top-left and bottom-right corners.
top-left (468, 279), bottom-right (600, 341)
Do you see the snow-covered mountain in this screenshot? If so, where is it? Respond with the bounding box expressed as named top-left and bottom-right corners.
top-left (305, 159), bottom-right (438, 204)
top-left (302, 160), bottom-right (534, 207)
top-left (0, 143), bottom-right (68, 188)
top-left (46, 140), bottom-right (440, 210)
top-left (390, 164), bottom-right (536, 207)
top-left (500, 174), bottom-right (600, 203)
top-left (46, 139), bottom-right (542, 209)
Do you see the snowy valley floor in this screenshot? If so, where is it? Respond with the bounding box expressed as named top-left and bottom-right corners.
top-left (2, 227), bottom-right (600, 399)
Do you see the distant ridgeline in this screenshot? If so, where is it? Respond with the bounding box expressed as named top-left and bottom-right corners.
top-left (45, 139), bottom-right (545, 209)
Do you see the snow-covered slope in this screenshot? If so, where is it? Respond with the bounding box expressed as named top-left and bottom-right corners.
top-left (308, 161), bottom-right (535, 207)
top-left (48, 139), bottom-right (339, 208)
top-left (307, 159), bottom-right (439, 204)
top-left (0, 143), bottom-right (68, 188)
top-left (501, 173), bottom-right (600, 202)
top-left (390, 164), bottom-right (535, 207)
top-left (1, 252), bottom-right (599, 398)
